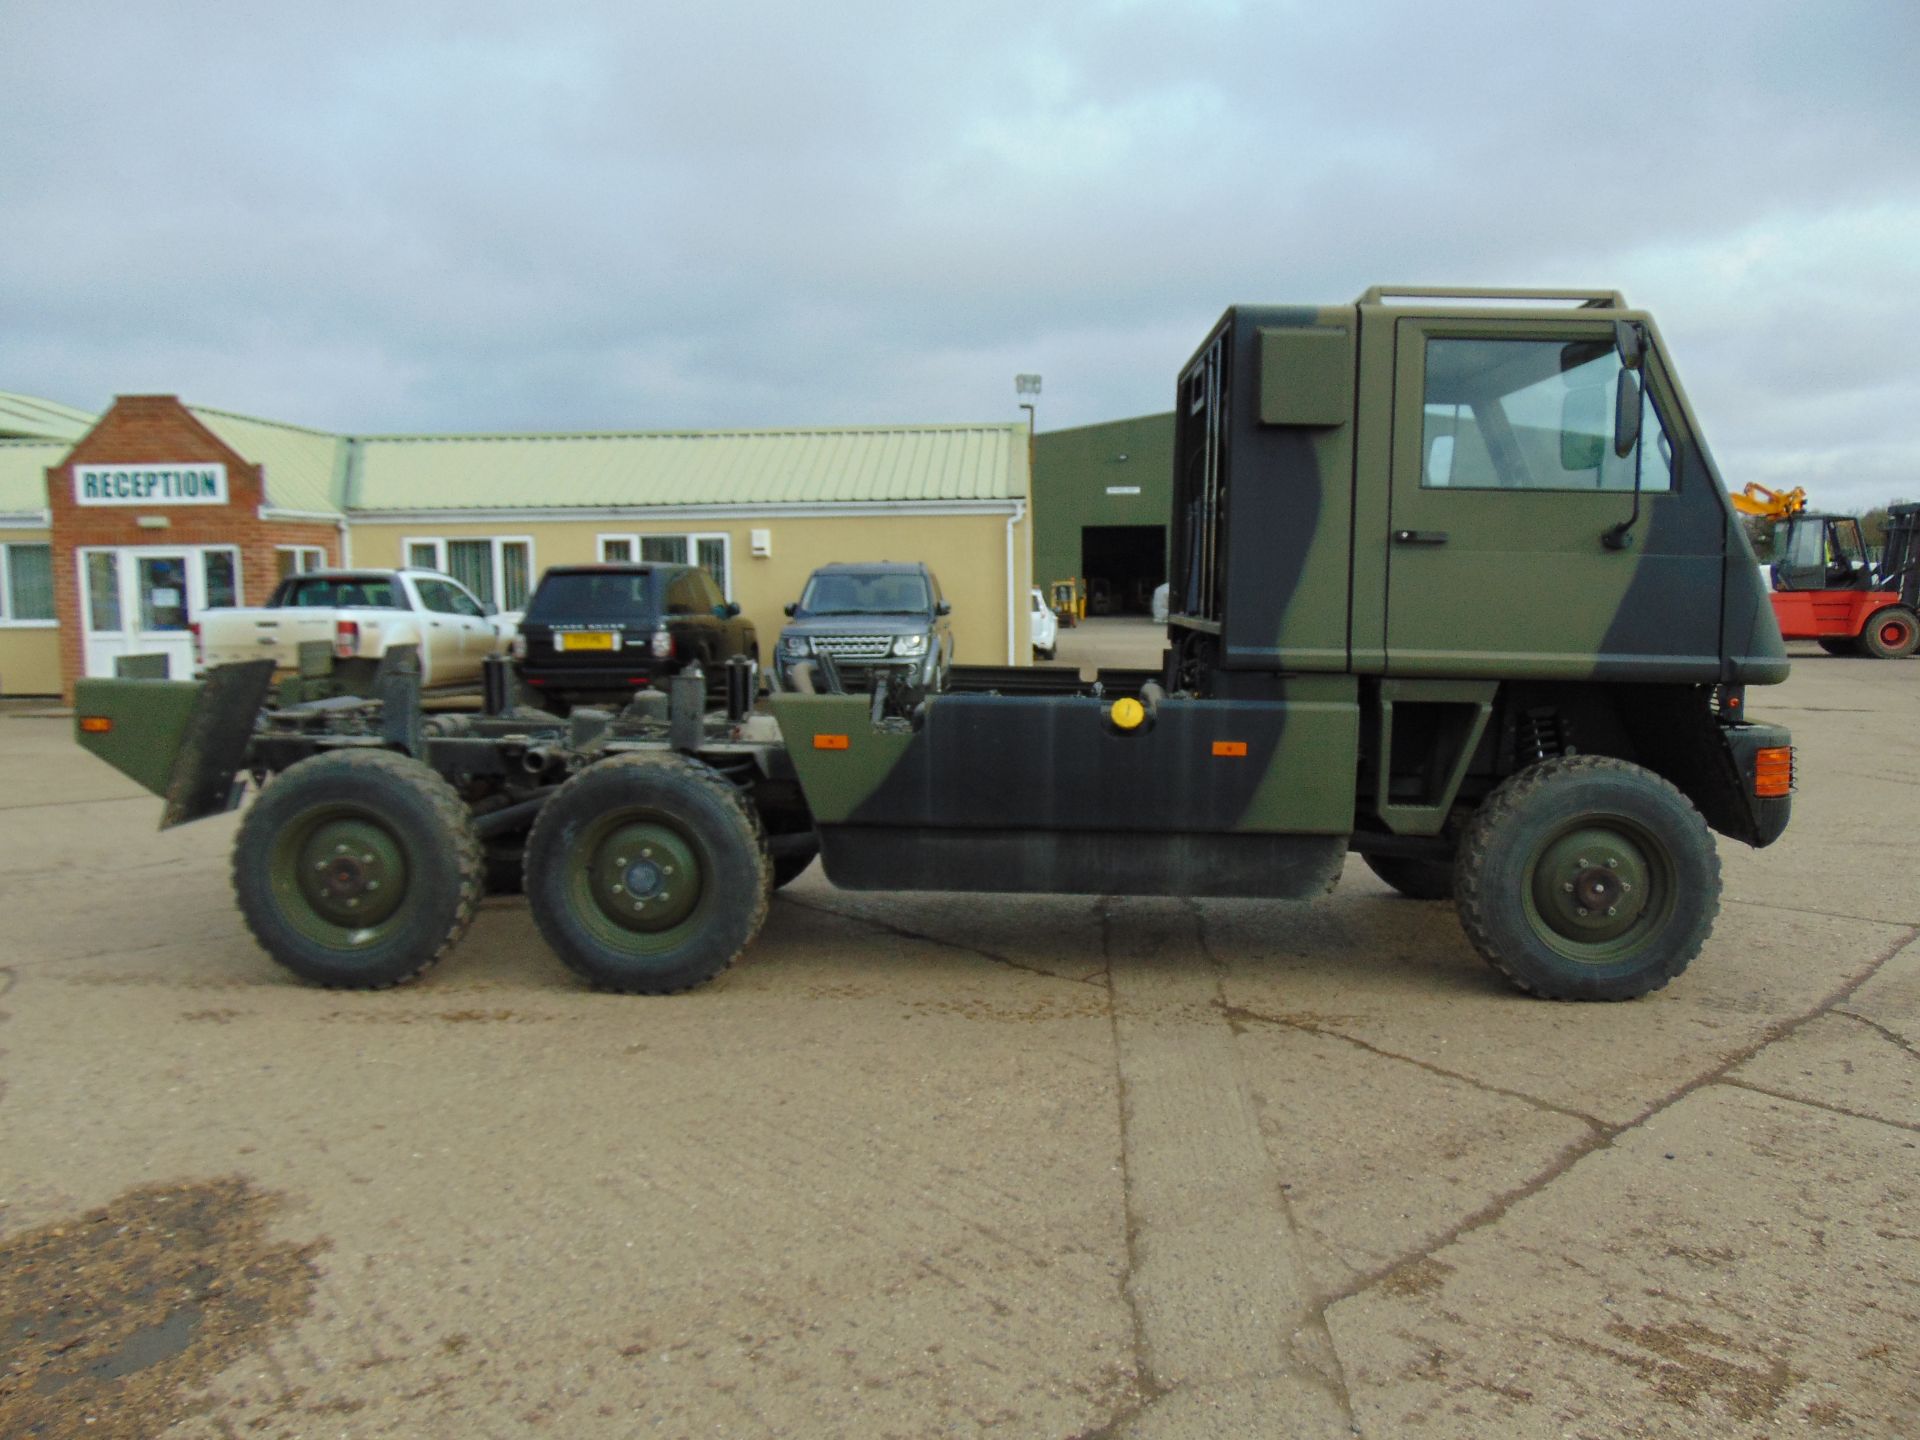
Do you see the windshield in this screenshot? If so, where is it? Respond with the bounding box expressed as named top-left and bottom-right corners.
top-left (799, 572), bottom-right (930, 615)
top-left (282, 576), bottom-right (400, 609)
top-left (526, 571), bottom-right (658, 622)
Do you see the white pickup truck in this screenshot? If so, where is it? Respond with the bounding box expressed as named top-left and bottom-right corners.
top-left (196, 569), bottom-right (514, 689)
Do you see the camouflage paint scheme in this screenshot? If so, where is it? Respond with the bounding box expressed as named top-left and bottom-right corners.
top-left (769, 289), bottom-right (1790, 890)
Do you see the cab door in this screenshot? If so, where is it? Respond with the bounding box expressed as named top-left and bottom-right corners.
top-left (1383, 316), bottom-right (1724, 681)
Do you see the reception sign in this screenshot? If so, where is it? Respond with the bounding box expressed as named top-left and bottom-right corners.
top-left (74, 463), bottom-right (228, 506)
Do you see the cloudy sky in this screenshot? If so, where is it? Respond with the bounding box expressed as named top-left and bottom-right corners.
top-left (4, 1), bottom-right (1916, 510)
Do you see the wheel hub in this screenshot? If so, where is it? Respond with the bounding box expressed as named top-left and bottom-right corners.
top-left (293, 818), bottom-right (406, 927)
top-left (1531, 827), bottom-right (1652, 945)
top-left (591, 822), bottom-right (700, 932)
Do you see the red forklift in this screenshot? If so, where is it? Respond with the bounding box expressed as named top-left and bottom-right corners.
top-left (1737, 486), bottom-right (1920, 658)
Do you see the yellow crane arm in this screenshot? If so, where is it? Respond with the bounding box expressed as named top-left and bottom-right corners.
top-left (1729, 484), bottom-right (1808, 519)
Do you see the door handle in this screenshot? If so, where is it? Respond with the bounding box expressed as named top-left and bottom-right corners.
top-left (1394, 529), bottom-right (1449, 545)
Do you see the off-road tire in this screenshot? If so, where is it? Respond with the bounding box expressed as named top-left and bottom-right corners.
top-left (1858, 606), bottom-right (1920, 659)
top-left (524, 754), bottom-right (770, 993)
top-left (1815, 637), bottom-right (1858, 656)
top-left (1363, 853), bottom-right (1454, 901)
top-left (233, 749), bottom-right (483, 989)
top-left (1454, 755), bottom-right (1719, 1001)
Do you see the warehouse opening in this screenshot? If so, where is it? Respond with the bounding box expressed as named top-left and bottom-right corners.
top-left (1080, 525), bottom-right (1165, 616)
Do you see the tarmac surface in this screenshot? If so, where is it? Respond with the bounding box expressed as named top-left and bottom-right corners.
top-left (0, 624), bottom-right (1915, 1438)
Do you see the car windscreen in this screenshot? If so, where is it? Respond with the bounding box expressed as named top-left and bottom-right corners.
top-left (281, 577), bottom-right (400, 609)
top-left (799, 572), bottom-right (930, 615)
top-left (525, 571), bottom-right (658, 623)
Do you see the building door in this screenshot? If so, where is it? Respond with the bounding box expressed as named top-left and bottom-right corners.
top-left (79, 545), bottom-right (240, 678)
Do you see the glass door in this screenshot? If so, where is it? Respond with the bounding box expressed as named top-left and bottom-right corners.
top-left (80, 546), bottom-right (242, 678)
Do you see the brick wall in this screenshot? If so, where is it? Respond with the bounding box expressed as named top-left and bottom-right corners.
top-left (46, 396), bottom-right (338, 697)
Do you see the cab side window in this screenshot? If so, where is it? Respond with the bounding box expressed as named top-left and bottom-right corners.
top-left (664, 572), bottom-right (698, 615)
top-left (1421, 337), bottom-right (1674, 494)
top-left (416, 580), bottom-right (459, 615)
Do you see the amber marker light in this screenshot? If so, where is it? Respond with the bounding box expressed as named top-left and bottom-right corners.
top-left (1212, 740), bottom-right (1248, 757)
top-left (79, 716), bottom-right (112, 734)
top-left (813, 734), bottom-right (850, 751)
top-left (1754, 747), bottom-right (1793, 797)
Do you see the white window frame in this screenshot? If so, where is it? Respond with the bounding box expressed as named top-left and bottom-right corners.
top-left (595, 531), bottom-right (732, 599)
top-left (274, 544), bottom-right (328, 579)
top-left (400, 535), bottom-right (536, 611)
top-left (0, 541), bottom-right (57, 627)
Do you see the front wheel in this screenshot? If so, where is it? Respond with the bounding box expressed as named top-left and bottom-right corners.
top-left (1859, 606), bottom-right (1920, 659)
top-left (232, 750), bottom-right (483, 988)
top-left (1454, 756), bottom-right (1719, 1001)
top-left (524, 754), bottom-right (770, 992)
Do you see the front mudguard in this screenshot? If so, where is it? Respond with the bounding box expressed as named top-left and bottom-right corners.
top-left (73, 660), bottom-right (275, 829)
top-left (1711, 720), bottom-right (1793, 849)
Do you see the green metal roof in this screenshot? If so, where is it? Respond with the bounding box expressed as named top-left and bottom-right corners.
top-left (0, 440), bottom-right (65, 517)
top-left (0, 392), bottom-right (94, 443)
top-left (345, 423), bottom-right (1029, 513)
top-left (193, 407), bottom-right (348, 517)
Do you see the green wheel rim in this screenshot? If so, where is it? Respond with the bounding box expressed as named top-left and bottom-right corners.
top-left (269, 806), bottom-right (412, 950)
top-left (565, 809), bottom-right (710, 957)
top-left (1524, 816), bottom-right (1677, 965)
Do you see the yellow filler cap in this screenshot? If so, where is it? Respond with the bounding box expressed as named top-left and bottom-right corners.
top-left (1110, 697), bottom-right (1146, 730)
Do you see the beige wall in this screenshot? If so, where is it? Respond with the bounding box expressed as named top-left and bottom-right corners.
top-left (1, 526), bottom-right (58, 695)
top-left (349, 508), bottom-right (1035, 666)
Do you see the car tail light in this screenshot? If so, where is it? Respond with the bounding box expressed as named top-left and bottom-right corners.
top-left (650, 628), bottom-right (673, 659)
top-left (334, 620), bottom-right (361, 660)
top-left (189, 621), bottom-right (203, 665)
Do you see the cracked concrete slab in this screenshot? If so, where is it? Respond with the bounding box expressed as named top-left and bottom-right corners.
top-left (1329, 1083), bottom-right (1920, 1437)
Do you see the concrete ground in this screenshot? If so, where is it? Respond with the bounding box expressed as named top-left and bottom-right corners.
top-left (0, 639), bottom-right (1915, 1438)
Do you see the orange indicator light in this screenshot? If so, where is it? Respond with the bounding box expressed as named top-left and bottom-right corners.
top-left (1753, 747), bottom-right (1793, 798)
top-left (1212, 740), bottom-right (1248, 758)
top-left (813, 733), bottom-right (850, 751)
top-left (79, 716), bottom-right (113, 734)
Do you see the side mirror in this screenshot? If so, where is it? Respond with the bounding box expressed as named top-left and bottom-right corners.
top-left (1613, 370), bottom-right (1642, 458)
top-left (783, 601), bottom-right (797, 617)
top-left (936, 600), bottom-right (952, 617)
top-left (726, 601), bottom-right (741, 618)
top-left (711, 604), bottom-right (729, 619)
top-left (1613, 319), bottom-right (1645, 371)
top-left (1559, 387), bottom-right (1607, 472)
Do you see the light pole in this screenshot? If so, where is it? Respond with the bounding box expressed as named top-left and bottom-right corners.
top-left (1015, 372), bottom-right (1041, 470)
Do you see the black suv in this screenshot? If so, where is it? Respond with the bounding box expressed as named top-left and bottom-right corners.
top-left (775, 561), bottom-right (952, 692)
top-left (514, 564), bottom-right (757, 709)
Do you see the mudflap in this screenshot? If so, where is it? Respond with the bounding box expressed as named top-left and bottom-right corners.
top-left (74, 659), bottom-right (276, 829)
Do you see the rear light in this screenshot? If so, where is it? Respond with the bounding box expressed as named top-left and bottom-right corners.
top-left (1754, 746), bottom-right (1793, 798)
top-left (650, 628), bottom-right (673, 659)
top-left (334, 620), bottom-right (360, 660)
top-left (189, 621), bottom-right (203, 665)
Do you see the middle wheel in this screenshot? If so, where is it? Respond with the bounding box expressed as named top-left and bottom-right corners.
top-left (524, 754), bottom-right (771, 992)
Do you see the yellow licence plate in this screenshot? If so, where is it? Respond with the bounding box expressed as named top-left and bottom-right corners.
top-left (558, 631), bottom-right (618, 652)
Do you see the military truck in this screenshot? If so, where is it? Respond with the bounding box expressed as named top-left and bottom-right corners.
top-left (74, 287), bottom-right (1794, 1002)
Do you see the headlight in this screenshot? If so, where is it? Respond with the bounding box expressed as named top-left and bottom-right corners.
top-left (892, 634), bottom-right (928, 657)
top-left (781, 635), bottom-right (810, 657)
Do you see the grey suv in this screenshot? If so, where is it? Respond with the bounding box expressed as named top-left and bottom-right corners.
top-left (776, 562), bottom-right (952, 692)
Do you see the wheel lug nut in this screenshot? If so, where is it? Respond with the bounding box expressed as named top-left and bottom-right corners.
top-left (1606, 858), bottom-right (1618, 869)
top-left (1562, 882), bottom-right (1574, 893)
top-left (1577, 906), bottom-right (1589, 917)
top-left (633, 901), bottom-right (644, 912)
top-left (663, 865), bottom-right (675, 875)
top-left (336, 844), bottom-right (349, 854)
top-left (1576, 857), bottom-right (1588, 868)
top-left (1622, 881), bottom-right (1632, 892)
top-left (362, 853), bottom-right (374, 864)
top-left (615, 856), bottom-right (627, 867)
top-left (1606, 906), bottom-right (1617, 916)
top-left (612, 884), bottom-right (624, 894)
top-left (368, 881), bottom-right (379, 891)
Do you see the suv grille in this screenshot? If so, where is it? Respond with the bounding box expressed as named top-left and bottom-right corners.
top-left (811, 635), bottom-right (894, 659)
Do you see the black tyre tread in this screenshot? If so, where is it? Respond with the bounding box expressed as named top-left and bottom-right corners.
top-left (1815, 637), bottom-right (1858, 656)
top-left (232, 749), bottom-right (483, 989)
top-left (524, 753), bottom-right (770, 994)
top-left (1859, 605), bottom-right (1919, 660)
top-left (1363, 852), bottom-right (1454, 901)
top-left (1454, 755), bottom-right (1720, 1002)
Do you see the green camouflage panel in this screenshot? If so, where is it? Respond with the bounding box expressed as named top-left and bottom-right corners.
top-left (74, 677), bottom-right (204, 797)
top-left (769, 677), bottom-right (1358, 836)
top-left (1345, 301), bottom-right (1787, 686)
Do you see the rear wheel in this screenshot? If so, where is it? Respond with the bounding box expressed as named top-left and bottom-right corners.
top-left (1455, 756), bottom-right (1719, 1001)
top-left (524, 754), bottom-right (770, 992)
top-left (1859, 606), bottom-right (1919, 659)
top-left (233, 750), bottom-right (482, 988)
top-left (1363, 853), bottom-right (1454, 901)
